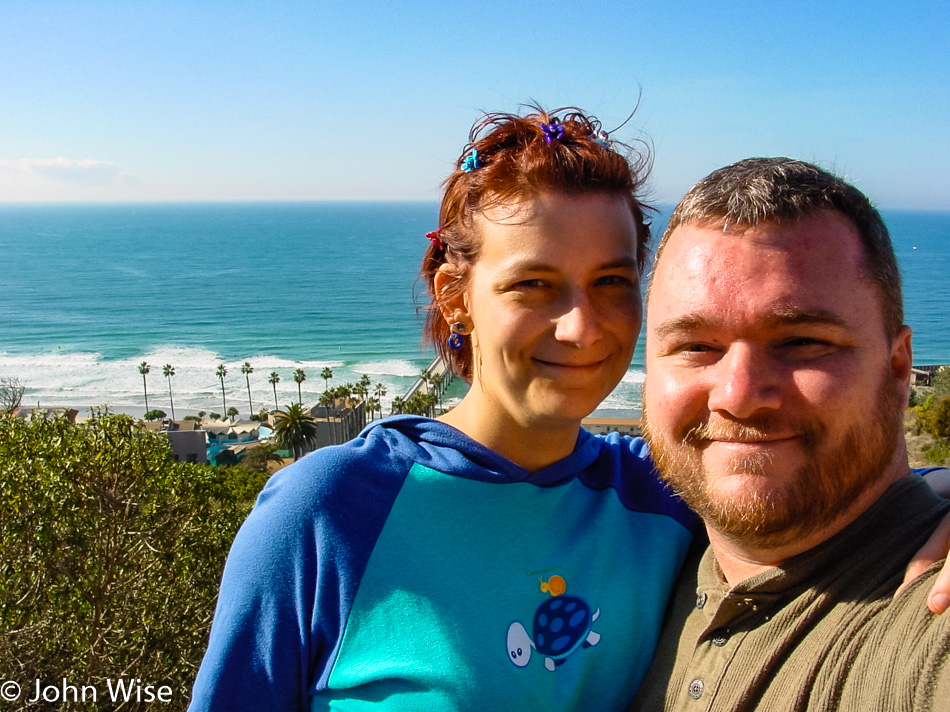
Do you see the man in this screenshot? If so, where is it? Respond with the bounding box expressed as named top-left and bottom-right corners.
top-left (631, 158), bottom-right (950, 711)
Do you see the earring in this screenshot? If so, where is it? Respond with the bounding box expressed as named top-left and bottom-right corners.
top-left (448, 322), bottom-right (467, 351)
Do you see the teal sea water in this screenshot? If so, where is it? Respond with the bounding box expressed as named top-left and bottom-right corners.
top-left (2, 203), bottom-right (948, 417)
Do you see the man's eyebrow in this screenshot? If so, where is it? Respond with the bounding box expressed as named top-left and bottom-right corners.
top-left (652, 307), bottom-right (849, 339)
top-left (768, 307), bottom-right (849, 329)
top-left (652, 315), bottom-right (712, 340)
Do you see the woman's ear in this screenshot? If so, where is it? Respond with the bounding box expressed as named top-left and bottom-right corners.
top-left (433, 263), bottom-right (470, 326)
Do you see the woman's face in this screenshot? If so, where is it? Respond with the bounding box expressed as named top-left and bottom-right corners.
top-left (455, 192), bottom-right (641, 429)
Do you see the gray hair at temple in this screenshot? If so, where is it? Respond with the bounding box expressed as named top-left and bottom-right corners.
top-left (652, 157), bottom-right (904, 337)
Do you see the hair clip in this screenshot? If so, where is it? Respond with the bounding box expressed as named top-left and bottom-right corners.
top-left (461, 150), bottom-right (483, 172)
top-left (593, 130), bottom-right (611, 149)
top-left (426, 230), bottom-right (445, 250)
top-left (540, 120), bottom-right (565, 145)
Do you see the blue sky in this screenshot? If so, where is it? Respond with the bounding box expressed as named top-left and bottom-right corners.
top-left (1, 0), bottom-right (947, 207)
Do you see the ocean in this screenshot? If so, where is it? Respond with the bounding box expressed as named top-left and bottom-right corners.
top-left (2, 203), bottom-right (948, 418)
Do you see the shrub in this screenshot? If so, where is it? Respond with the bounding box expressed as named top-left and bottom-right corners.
top-left (239, 443), bottom-right (284, 473)
top-left (143, 409), bottom-right (167, 421)
top-left (922, 441), bottom-right (950, 466)
top-left (909, 386), bottom-right (921, 408)
top-left (920, 396), bottom-right (950, 442)
top-left (0, 412), bottom-right (268, 711)
top-left (933, 366), bottom-right (950, 398)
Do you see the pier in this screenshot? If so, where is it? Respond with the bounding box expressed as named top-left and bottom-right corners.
top-left (392, 356), bottom-right (454, 416)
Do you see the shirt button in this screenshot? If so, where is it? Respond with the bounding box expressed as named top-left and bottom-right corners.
top-left (696, 592), bottom-right (707, 609)
top-left (711, 629), bottom-right (728, 647)
top-left (688, 679), bottom-right (705, 700)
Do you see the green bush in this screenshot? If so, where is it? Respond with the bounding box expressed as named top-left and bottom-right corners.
top-left (933, 366), bottom-right (950, 399)
top-left (0, 412), bottom-right (268, 711)
top-left (922, 441), bottom-right (950, 466)
top-left (909, 386), bottom-right (922, 408)
top-left (919, 396), bottom-right (950, 443)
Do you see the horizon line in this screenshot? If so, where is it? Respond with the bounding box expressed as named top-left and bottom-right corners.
top-left (0, 199), bottom-right (948, 213)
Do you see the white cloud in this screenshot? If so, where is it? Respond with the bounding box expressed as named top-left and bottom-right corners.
top-left (0, 157), bottom-right (135, 186)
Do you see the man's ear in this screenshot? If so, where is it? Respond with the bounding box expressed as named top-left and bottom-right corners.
top-left (891, 324), bottom-right (913, 394)
top-left (433, 263), bottom-right (470, 326)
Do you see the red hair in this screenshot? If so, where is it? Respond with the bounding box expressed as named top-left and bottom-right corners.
top-left (422, 106), bottom-right (652, 381)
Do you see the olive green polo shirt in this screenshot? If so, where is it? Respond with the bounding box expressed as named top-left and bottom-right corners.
top-left (631, 476), bottom-right (950, 712)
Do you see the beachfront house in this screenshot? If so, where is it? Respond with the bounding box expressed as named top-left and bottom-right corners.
top-left (307, 397), bottom-right (366, 448)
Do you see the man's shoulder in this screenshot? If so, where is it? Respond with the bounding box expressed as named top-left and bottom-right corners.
top-left (840, 566), bottom-right (950, 708)
top-left (875, 565), bottom-right (950, 651)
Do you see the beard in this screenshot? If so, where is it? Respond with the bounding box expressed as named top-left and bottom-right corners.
top-left (643, 374), bottom-right (904, 550)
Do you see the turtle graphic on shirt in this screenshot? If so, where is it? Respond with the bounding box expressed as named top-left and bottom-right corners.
top-left (506, 576), bottom-right (601, 672)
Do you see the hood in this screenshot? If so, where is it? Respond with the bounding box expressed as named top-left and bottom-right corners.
top-left (358, 415), bottom-right (605, 487)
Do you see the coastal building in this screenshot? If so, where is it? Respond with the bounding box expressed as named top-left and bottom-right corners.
top-left (168, 430), bottom-right (209, 464)
top-left (911, 364), bottom-right (949, 386)
top-left (581, 417), bottom-right (642, 437)
top-left (307, 398), bottom-right (366, 448)
top-left (140, 418), bottom-right (210, 464)
top-left (13, 407), bottom-right (79, 422)
top-left (203, 420), bottom-right (265, 442)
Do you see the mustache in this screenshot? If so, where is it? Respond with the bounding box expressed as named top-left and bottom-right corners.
top-left (681, 417), bottom-right (820, 445)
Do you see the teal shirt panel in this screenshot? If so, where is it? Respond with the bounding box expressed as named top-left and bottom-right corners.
top-left (318, 463), bottom-right (692, 711)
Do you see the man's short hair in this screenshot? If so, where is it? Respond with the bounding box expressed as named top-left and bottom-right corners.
top-left (654, 157), bottom-right (903, 337)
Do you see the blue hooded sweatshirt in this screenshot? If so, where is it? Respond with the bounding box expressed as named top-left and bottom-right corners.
top-left (189, 416), bottom-right (696, 711)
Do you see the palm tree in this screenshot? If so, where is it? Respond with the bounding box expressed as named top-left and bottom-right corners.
top-left (424, 391), bottom-right (438, 417)
top-left (268, 371), bottom-right (280, 411)
top-left (338, 383), bottom-right (354, 408)
top-left (336, 384), bottom-right (356, 441)
top-left (216, 363), bottom-right (228, 416)
top-left (273, 403), bottom-right (319, 461)
top-left (391, 396), bottom-right (405, 415)
top-left (321, 366), bottom-right (333, 392)
top-left (227, 406), bottom-right (239, 421)
top-left (403, 393), bottom-right (422, 415)
top-left (354, 375), bottom-right (369, 404)
top-left (357, 374), bottom-right (371, 398)
top-left (162, 363), bottom-right (176, 420)
top-left (420, 367), bottom-right (431, 392)
top-left (138, 361), bottom-right (150, 413)
top-left (241, 361), bottom-right (254, 415)
top-left (239, 442), bottom-right (285, 473)
top-left (293, 368), bottom-right (306, 405)
top-left (318, 391), bottom-right (335, 444)
top-left (374, 382), bottom-right (387, 416)
top-left (404, 392), bottom-right (437, 417)
top-left (366, 396), bottom-right (380, 421)
top-left (430, 372), bottom-right (443, 411)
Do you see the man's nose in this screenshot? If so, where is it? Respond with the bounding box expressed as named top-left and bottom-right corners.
top-left (706, 344), bottom-right (781, 418)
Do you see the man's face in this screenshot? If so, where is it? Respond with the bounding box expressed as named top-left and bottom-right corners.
top-left (643, 211), bottom-right (912, 547)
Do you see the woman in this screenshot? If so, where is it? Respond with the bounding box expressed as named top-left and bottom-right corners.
top-left (188, 107), bottom-right (696, 711)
